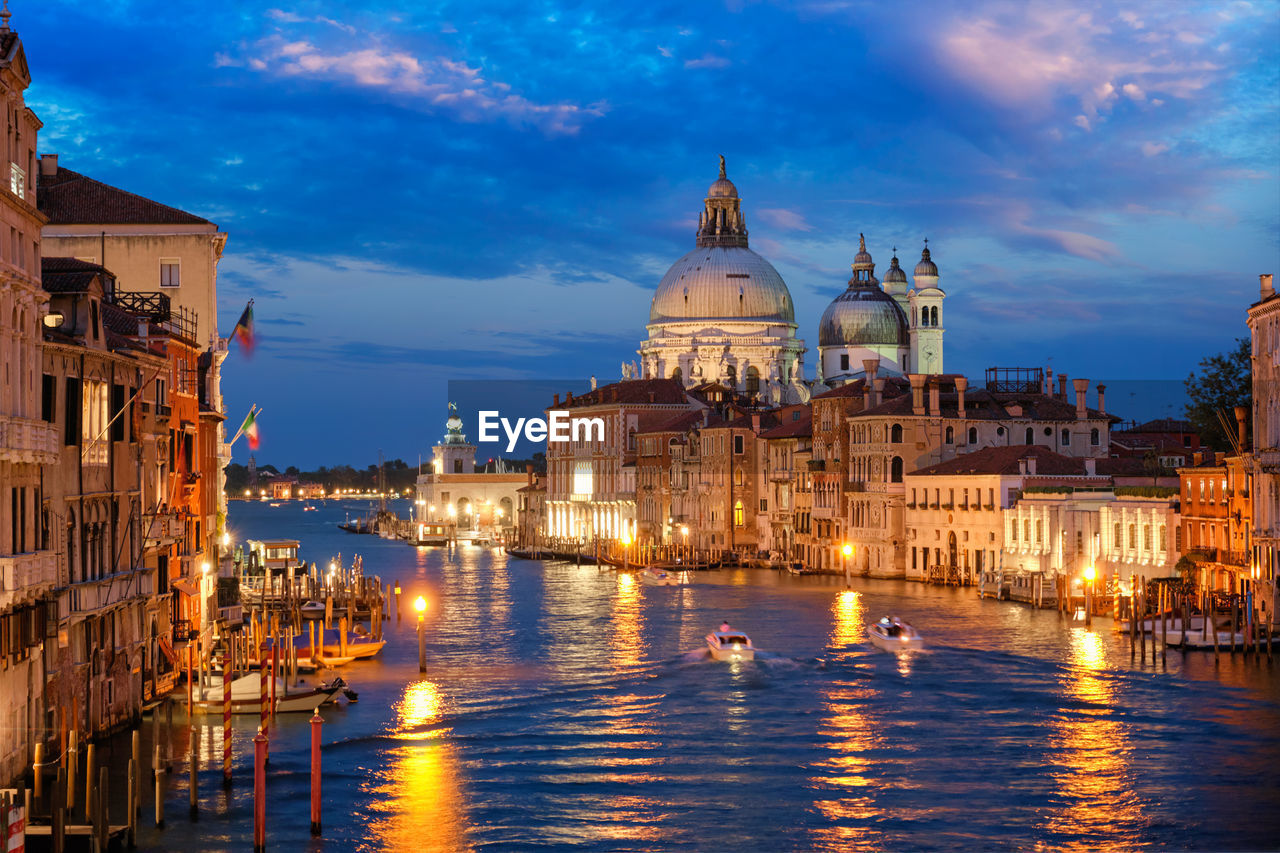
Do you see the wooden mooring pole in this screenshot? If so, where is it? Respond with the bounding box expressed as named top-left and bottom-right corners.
top-left (253, 728), bottom-right (268, 853)
top-left (154, 744), bottom-right (165, 828)
top-left (310, 709), bottom-right (323, 836)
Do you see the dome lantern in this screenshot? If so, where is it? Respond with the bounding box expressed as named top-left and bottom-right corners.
top-left (696, 155), bottom-right (749, 249)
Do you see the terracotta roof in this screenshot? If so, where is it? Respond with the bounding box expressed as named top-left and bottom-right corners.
top-left (561, 378), bottom-right (690, 409)
top-left (42, 257), bottom-right (110, 293)
top-left (636, 409), bottom-right (707, 435)
top-left (857, 387), bottom-right (1115, 422)
top-left (38, 165), bottom-right (213, 226)
top-left (1116, 418), bottom-right (1195, 434)
top-left (911, 445), bottom-right (1090, 477)
top-left (760, 409), bottom-right (812, 439)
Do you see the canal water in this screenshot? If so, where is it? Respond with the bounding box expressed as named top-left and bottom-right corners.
top-left (108, 500), bottom-right (1280, 851)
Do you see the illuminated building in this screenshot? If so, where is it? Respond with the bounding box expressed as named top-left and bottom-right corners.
top-left (414, 405), bottom-right (524, 537)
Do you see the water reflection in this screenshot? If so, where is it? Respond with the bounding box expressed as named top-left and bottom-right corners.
top-left (809, 590), bottom-right (882, 852)
top-left (1040, 628), bottom-right (1143, 850)
top-left (364, 679), bottom-right (471, 851)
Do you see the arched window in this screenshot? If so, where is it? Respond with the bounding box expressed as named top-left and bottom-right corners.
top-left (726, 365), bottom-right (737, 387)
top-left (745, 366), bottom-right (760, 395)
top-left (890, 423), bottom-right (903, 443)
top-left (968, 427), bottom-right (977, 444)
top-left (930, 306), bottom-right (938, 325)
top-left (891, 456), bottom-right (903, 483)
top-left (945, 426), bottom-right (954, 444)
top-left (1090, 428), bottom-right (1100, 446)
top-left (1025, 427), bottom-right (1034, 444)
top-left (671, 366), bottom-right (682, 383)
top-left (733, 500), bottom-right (744, 527)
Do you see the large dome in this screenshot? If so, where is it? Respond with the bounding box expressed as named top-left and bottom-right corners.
top-left (819, 285), bottom-right (908, 347)
top-left (649, 246), bottom-right (796, 324)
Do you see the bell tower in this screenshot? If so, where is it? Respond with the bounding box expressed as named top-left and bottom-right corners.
top-left (908, 241), bottom-right (945, 375)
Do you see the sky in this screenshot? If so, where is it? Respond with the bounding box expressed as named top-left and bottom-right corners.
top-left (18, 0), bottom-right (1280, 468)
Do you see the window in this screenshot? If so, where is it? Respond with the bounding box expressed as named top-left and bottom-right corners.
top-left (733, 501), bottom-right (744, 527)
top-left (733, 435), bottom-right (744, 454)
top-left (891, 423), bottom-right (903, 443)
top-left (1010, 520), bottom-right (1018, 542)
top-left (1025, 427), bottom-right (1034, 444)
top-left (890, 456), bottom-right (903, 483)
top-left (759, 498), bottom-right (767, 512)
top-left (1060, 429), bottom-right (1070, 446)
top-left (968, 427), bottom-right (977, 444)
top-left (64, 377), bottom-right (81, 446)
top-left (945, 426), bottom-right (954, 444)
top-left (110, 384), bottom-right (126, 442)
top-left (745, 366), bottom-right (760, 395)
top-left (930, 306), bottom-right (938, 325)
top-left (160, 259), bottom-right (181, 287)
top-left (840, 354), bottom-right (849, 371)
top-left (671, 366), bottom-right (682, 383)
top-left (82, 380), bottom-right (109, 465)
top-left (9, 162), bottom-right (25, 199)
top-left (1128, 524), bottom-right (1136, 549)
top-left (1143, 525), bottom-right (1151, 550)
top-left (1036, 520), bottom-right (1043, 544)
top-left (1090, 428), bottom-right (1100, 446)
top-left (41, 374), bottom-right (56, 423)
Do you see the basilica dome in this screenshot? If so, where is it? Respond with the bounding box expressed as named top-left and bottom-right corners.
top-left (818, 284), bottom-right (908, 347)
top-left (649, 246), bottom-right (795, 324)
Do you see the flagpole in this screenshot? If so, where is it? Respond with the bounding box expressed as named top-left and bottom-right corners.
top-left (228, 405), bottom-right (262, 447)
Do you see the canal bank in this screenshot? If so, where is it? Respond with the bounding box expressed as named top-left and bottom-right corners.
top-left (55, 501), bottom-right (1280, 851)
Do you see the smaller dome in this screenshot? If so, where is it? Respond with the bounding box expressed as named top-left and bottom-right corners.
top-left (914, 244), bottom-right (938, 278)
top-left (819, 285), bottom-right (909, 348)
top-left (852, 232), bottom-right (873, 268)
top-left (884, 253), bottom-right (907, 284)
top-left (707, 177), bottom-right (738, 199)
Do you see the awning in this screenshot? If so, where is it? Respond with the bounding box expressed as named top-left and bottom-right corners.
top-left (171, 577), bottom-right (201, 596)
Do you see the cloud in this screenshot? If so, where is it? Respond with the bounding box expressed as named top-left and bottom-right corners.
top-left (684, 54), bottom-right (730, 69)
top-left (1122, 82), bottom-right (1146, 100)
top-left (234, 35), bottom-right (605, 135)
top-left (756, 208), bottom-right (814, 232)
top-left (1141, 141), bottom-right (1169, 157)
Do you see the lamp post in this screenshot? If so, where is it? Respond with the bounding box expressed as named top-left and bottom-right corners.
top-left (620, 530), bottom-right (632, 572)
top-left (414, 596), bottom-right (427, 672)
top-left (842, 543), bottom-right (853, 589)
top-left (1083, 565), bottom-right (1096, 628)
top-left (680, 525), bottom-right (689, 565)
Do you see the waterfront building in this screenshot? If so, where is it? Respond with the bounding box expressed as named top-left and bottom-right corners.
top-left (41, 258), bottom-right (173, 741)
top-left (687, 413), bottom-right (768, 557)
top-left (414, 405), bottom-right (524, 537)
top-left (543, 378), bottom-right (701, 546)
top-left (515, 468), bottom-right (546, 548)
top-left (906, 445), bottom-right (1105, 584)
top-left (634, 410), bottom-right (705, 547)
top-left (1247, 273), bottom-right (1279, 625)
top-left (0, 14), bottom-right (58, 785)
top-left (1178, 452), bottom-right (1253, 591)
top-left (1110, 416), bottom-right (1201, 468)
top-left (756, 406), bottom-right (812, 561)
top-left (846, 368), bottom-right (1114, 578)
top-left (638, 159), bottom-right (808, 406)
top-left (37, 152), bottom-right (233, 624)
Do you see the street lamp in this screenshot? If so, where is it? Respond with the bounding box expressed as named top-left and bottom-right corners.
top-left (680, 525), bottom-right (689, 564)
top-left (842, 543), bottom-right (853, 588)
top-left (415, 596), bottom-right (428, 672)
top-left (620, 530), bottom-right (632, 572)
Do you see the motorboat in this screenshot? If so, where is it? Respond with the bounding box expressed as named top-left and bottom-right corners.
top-left (867, 616), bottom-right (924, 652)
top-left (640, 566), bottom-right (680, 586)
top-left (705, 626), bottom-right (755, 661)
top-left (190, 673), bottom-right (348, 714)
top-left (262, 628), bottom-right (388, 661)
top-left (299, 600), bottom-right (327, 620)
top-left (1164, 629), bottom-right (1278, 650)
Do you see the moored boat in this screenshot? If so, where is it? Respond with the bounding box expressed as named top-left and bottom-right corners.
top-left (190, 673), bottom-right (347, 714)
top-left (867, 616), bottom-right (924, 652)
top-left (640, 566), bottom-right (680, 586)
top-left (705, 626), bottom-right (755, 661)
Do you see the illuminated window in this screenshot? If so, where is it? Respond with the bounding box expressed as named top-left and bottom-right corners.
top-left (733, 500), bottom-right (744, 527)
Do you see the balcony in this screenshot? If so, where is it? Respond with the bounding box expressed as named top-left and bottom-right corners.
top-left (66, 568), bottom-right (157, 614)
top-left (144, 513), bottom-right (184, 546)
top-left (0, 415), bottom-right (59, 465)
top-left (1259, 448), bottom-right (1280, 473)
top-left (0, 553), bottom-right (58, 608)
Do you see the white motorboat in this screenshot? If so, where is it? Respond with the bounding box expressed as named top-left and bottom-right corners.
top-left (705, 627), bottom-right (755, 661)
top-left (867, 616), bottom-right (924, 652)
top-left (640, 566), bottom-right (680, 586)
top-left (1164, 629), bottom-right (1278, 650)
top-left (190, 673), bottom-right (349, 714)
top-left (299, 600), bottom-right (327, 620)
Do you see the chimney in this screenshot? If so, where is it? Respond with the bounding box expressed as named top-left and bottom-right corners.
top-left (553, 393), bottom-right (560, 407)
top-left (590, 376), bottom-right (597, 391)
top-left (1044, 364), bottom-right (1053, 395)
top-left (566, 391), bottom-right (573, 405)
top-left (909, 374), bottom-right (926, 416)
top-left (1216, 451), bottom-right (1226, 465)
top-left (862, 358), bottom-right (880, 386)
top-left (1193, 451), bottom-right (1203, 466)
top-left (1084, 458), bottom-right (1096, 476)
top-left (1262, 274), bottom-right (1275, 299)
top-left (526, 463), bottom-right (534, 486)
top-left (872, 377), bottom-right (885, 409)
top-left (1096, 383), bottom-right (1107, 416)
top-left (752, 412), bottom-right (761, 432)
top-left (955, 376), bottom-right (968, 419)
top-left (1056, 373), bottom-right (1068, 400)
top-left (1072, 378), bottom-right (1089, 419)
top-left (863, 381), bottom-right (872, 411)
top-left (1235, 405), bottom-right (1248, 452)
top-left (39, 153), bottom-right (58, 176)
top-left (648, 391), bottom-right (655, 403)
top-left (137, 319), bottom-right (149, 343)
top-left (928, 382), bottom-right (940, 417)
top-left (1026, 455), bottom-right (1037, 475)
top-left (1018, 457), bottom-right (1028, 475)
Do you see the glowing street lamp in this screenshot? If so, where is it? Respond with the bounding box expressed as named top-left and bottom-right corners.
top-left (1083, 565), bottom-right (1096, 628)
top-left (842, 543), bottom-right (853, 588)
top-left (620, 530), bottom-right (633, 572)
top-left (415, 596), bottom-right (428, 672)
top-left (680, 525), bottom-right (689, 564)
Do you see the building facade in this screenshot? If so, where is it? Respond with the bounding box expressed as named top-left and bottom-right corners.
top-left (1248, 274), bottom-right (1279, 625)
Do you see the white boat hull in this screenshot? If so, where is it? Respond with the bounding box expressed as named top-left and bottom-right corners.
top-left (706, 641), bottom-right (755, 661)
top-left (705, 630), bottom-right (755, 661)
top-left (867, 627), bottom-right (924, 652)
top-left (641, 568), bottom-right (679, 586)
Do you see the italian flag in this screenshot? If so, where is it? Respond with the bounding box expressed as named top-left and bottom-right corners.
top-left (240, 407), bottom-right (260, 450)
top-left (233, 299), bottom-right (255, 354)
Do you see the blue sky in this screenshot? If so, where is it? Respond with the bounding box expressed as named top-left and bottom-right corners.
top-left (20, 1), bottom-right (1280, 467)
